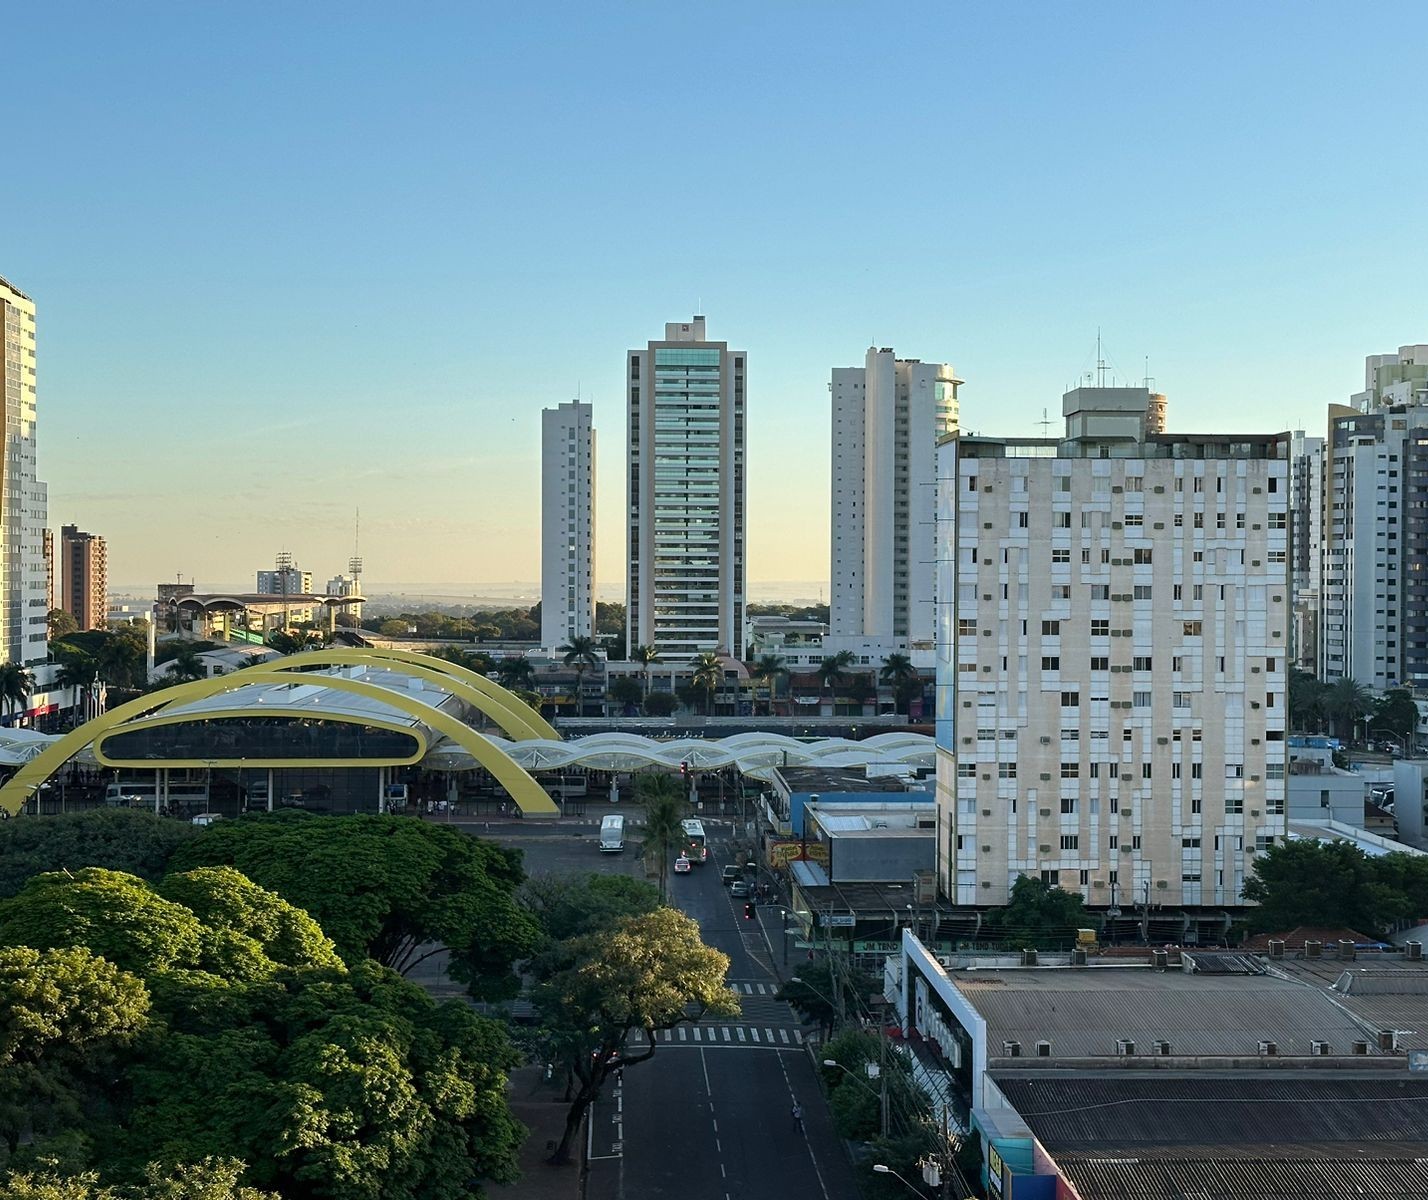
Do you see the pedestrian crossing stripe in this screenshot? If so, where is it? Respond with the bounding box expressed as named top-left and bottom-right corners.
top-left (730, 982), bottom-right (776, 995)
top-left (655, 1026), bottom-right (803, 1045)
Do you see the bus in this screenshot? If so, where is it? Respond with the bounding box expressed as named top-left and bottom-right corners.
top-left (599, 814), bottom-right (625, 853)
top-left (680, 818), bottom-right (708, 864)
top-left (105, 772), bottom-right (210, 813)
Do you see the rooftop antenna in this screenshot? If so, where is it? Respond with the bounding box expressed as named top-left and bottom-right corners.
top-left (1096, 327), bottom-right (1108, 387)
top-left (1143, 356), bottom-right (1155, 391)
top-left (348, 509), bottom-right (362, 581)
top-left (1037, 408), bottom-right (1052, 436)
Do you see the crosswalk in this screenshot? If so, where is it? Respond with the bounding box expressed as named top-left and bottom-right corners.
top-left (732, 981), bottom-right (780, 996)
top-left (635, 1024), bottom-right (805, 1046)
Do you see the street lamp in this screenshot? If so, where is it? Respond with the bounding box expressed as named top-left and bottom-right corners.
top-left (824, 1058), bottom-right (887, 1136)
top-left (872, 1164), bottom-right (932, 1200)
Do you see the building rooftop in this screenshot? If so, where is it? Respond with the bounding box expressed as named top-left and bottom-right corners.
top-left (951, 431), bottom-right (1290, 461)
top-left (993, 1072), bottom-right (1428, 1199)
top-left (1272, 955), bottom-right (1428, 1050)
top-left (955, 966), bottom-right (1383, 1057)
top-left (776, 766), bottom-right (917, 794)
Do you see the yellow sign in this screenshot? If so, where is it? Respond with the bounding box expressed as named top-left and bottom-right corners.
top-left (987, 1144), bottom-right (1005, 1197)
top-left (769, 840), bottom-right (830, 868)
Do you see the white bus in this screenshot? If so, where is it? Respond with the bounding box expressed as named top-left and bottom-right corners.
top-left (599, 814), bottom-right (625, 853)
top-left (105, 775), bottom-right (210, 812)
top-left (680, 818), bottom-right (708, 864)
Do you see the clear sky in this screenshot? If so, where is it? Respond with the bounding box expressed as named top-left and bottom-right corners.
top-left (8, 3), bottom-right (1427, 597)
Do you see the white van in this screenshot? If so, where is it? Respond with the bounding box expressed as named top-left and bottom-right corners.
top-left (599, 814), bottom-right (625, 853)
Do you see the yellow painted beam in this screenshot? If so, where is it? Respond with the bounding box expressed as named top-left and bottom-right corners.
top-left (0, 669), bottom-right (558, 817)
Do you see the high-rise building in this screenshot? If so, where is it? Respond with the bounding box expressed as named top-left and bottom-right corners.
top-left (541, 399), bottom-right (595, 649)
top-left (42, 529), bottom-right (53, 614)
top-left (256, 564), bottom-right (313, 596)
top-left (627, 316), bottom-right (746, 659)
top-left (0, 276), bottom-right (49, 666)
top-left (60, 524), bottom-right (107, 631)
top-left (829, 347), bottom-right (959, 666)
top-left (936, 386), bottom-right (1289, 933)
top-left (1320, 343), bottom-right (1428, 690)
top-left (1288, 431), bottom-right (1325, 672)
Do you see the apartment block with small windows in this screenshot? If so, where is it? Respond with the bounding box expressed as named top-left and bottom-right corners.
top-left (541, 399), bottom-right (595, 649)
top-left (936, 387), bottom-right (1290, 931)
top-left (60, 524), bottom-right (107, 631)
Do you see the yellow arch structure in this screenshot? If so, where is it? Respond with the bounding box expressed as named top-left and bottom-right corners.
top-left (253, 647), bottom-right (558, 742)
top-left (0, 669), bottom-right (559, 818)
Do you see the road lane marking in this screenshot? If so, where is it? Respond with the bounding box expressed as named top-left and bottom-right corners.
top-left (678, 1027), bottom-right (687, 1042)
top-left (780, 1029), bottom-right (790, 1044)
top-left (750, 1028), bottom-right (760, 1042)
top-left (723, 1027), bottom-right (731, 1041)
top-left (736, 1027), bottom-right (746, 1042)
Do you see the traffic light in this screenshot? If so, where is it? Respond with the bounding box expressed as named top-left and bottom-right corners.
top-left (680, 761), bottom-right (689, 780)
top-left (743, 901), bottom-right (755, 920)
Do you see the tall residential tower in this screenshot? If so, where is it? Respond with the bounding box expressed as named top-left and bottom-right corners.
top-left (60, 524), bottom-right (107, 632)
top-left (937, 387), bottom-right (1289, 937)
top-left (829, 347), bottom-right (959, 666)
top-left (0, 276), bottom-right (49, 665)
top-left (541, 399), bottom-right (595, 648)
top-left (627, 316), bottom-right (746, 658)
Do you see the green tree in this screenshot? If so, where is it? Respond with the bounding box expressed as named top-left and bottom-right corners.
top-left (558, 635), bottom-right (600, 716)
top-left (494, 656), bottom-right (535, 691)
top-left (168, 813), bottom-right (539, 997)
top-left (989, 876), bottom-right (1093, 949)
top-left (690, 652), bottom-right (723, 715)
top-left (816, 650), bottom-right (855, 709)
top-left (1288, 669), bottom-right (1327, 733)
top-left (594, 602), bottom-right (625, 638)
top-left (0, 809), bottom-right (197, 901)
top-left (47, 609), bottom-right (79, 640)
top-left (533, 907), bottom-right (738, 1163)
top-left (750, 653), bottom-right (787, 716)
top-left (377, 618), bottom-right (409, 637)
top-left (162, 645), bottom-right (207, 684)
top-left (777, 957), bottom-right (876, 1037)
top-left (1371, 687), bottom-right (1419, 745)
top-left (54, 648), bottom-right (99, 694)
top-left (0, 664), bottom-right (35, 723)
top-left (634, 773), bottom-right (687, 902)
top-left (879, 652), bottom-right (920, 716)
top-left (1325, 677), bottom-right (1374, 743)
top-left (520, 872), bottom-right (659, 945)
top-left (0, 1160), bottom-right (277, 1200)
top-left (1241, 839), bottom-right (1394, 934)
top-left (631, 643), bottom-right (661, 702)
top-left (606, 675), bottom-right (643, 712)
top-left (263, 629), bottom-right (321, 655)
top-left (642, 690), bottom-right (678, 716)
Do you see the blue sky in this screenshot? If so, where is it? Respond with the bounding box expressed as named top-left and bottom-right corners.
top-left (8, 3), bottom-right (1427, 597)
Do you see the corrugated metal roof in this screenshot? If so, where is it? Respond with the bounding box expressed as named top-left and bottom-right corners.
top-left (1056, 1154), bottom-right (1428, 1200)
top-left (959, 968), bottom-right (1379, 1057)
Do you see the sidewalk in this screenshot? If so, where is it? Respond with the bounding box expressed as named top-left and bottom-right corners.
top-left (491, 1065), bottom-right (584, 1200)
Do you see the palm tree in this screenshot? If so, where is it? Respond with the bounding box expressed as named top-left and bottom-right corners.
top-left (165, 644), bottom-right (208, 683)
top-left (1325, 677), bottom-right (1374, 744)
top-left (96, 634), bottom-right (144, 690)
top-left (690, 652), bottom-right (724, 716)
top-left (495, 655), bottom-right (536, 692)
top-left (632, 643), bottom-right (661, 703)
top-left (0, 664), bottom-right (34, 725)
top-left (636, 772), bottom-right (687, 901)
top-left (816, 650), bottom-right (855, 712)
top-left (751, 653), bottom-right (787, 716)
top-left (879, 652), bottom-right (920, 717)
top-left (266, 629), bottom-right (322, 655)
top-left (1289, 669), bottom-right (1328, 734)
top-left (559, 635), bottom-right (600, 716)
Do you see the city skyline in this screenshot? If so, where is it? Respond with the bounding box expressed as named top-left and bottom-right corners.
top-left (8, 4), bottom-right (1428, 590)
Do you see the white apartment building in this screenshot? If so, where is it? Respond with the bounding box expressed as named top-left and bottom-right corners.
top-left (1288, 431), bottom-right (1324, 672)
top-left (936, 387), bottom-right (1290, 930)
top-left (627, 316), bottom-right (746, 659)
top-left (541, 399), bottom-right (595, 649)
top-left (1320, 341), bottom-right (1428, 692)
top-left (257, 565), bottom-right (313, 595)
top-left (829, 347), bottom-right (959, 669)
top-left (0, 276), bottom-right (49, 667)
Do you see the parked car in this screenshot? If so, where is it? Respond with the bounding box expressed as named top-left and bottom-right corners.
top-left (721, 865), bottom-right (742, 886)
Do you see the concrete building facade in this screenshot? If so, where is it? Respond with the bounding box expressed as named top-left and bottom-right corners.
top-left (828, 347), bottom-right (959, 669)
top-left (0, 276), bottom-right (49, 666)
top-left (1288, 430), bottom-right (1324, 672)
top-left (627, 316), bottom-right (746, 659)
top-left (541, 399), bottom-right (595, 649)
top-left (936, 387), bottom-right (1290, 926)
top-left (60, 524), bottom-right (107, 631)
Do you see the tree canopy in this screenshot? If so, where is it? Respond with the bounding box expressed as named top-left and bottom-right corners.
top-left (1242, 839), bottom-right (1428, 934)
top-left (0, 810), bottom-right (197, 901)
top-left (987, 876), bottom-right (1094, 949)
top-left (0, 866), bottom-right (524, 1199)
top-left (167, 813), bottom-right (539, 998)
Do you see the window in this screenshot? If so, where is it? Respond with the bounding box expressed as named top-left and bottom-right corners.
top-left (1061, 690), bottom-right (1080, 707)
top-left (1226, 763), bottom-right (1243, 778)
top-left (1052, 549), bottom-right (1070, 564)
top-left (1052, 584), bottom-right (1071, 599)
top-left (1092, 585), bottom-right (1110, 600)
top-left (967, 475), bottom-right (978, 492)
top-left (1193, 512), bottom-right (1204, 528)
top-left (1266, 762), bottom-right (1284, 779)
top-left (1040, 869), bottom-right (1061, 884)
top-left (1173, 691), bottom-right (1190, 709)
top-left (1109, 835), bottom-right (1119, 849)
top-left (1269, 511), bottom-right (1287, 529)
top-left (1126, 476), bottom-right (1143, 491)
top-left (1079, 869), bottom-right (1090, 885)
top-left (1042, 656), bottom-right (1060, 671)
top-left (1132, 835), bottom-right (1142, 850)
top-left (1061, 796), bottom-right (1078, 813)
top-left (1090, 619), bottom-right (1109, 636)
top-left (1256, 834), bottom-right (1275, 852)
top-left (1089, 762), bottom-right (1100, 778)
top-left (1172, 656), bottom-right (1183, 671)
top-left (1061, 728), bottom-right (1080, 742)
top-left (1191, 762), bottom-right (1202, 779)
top-left (1060, 762), bottom-right (1079, 778)
top-left (1017, 511), bottom-right (1029, 528)
top-left (1134, 548), bottom-right (1153, 564)
top-left (999, 762), bottom-right (1017, 779)
top-left (1172, 762), bottom-right (1182, 779)
top-left (1110, 796), bottom-right (1119, 813)
top-left (1133, 691), bottom-right (1152, 707)
top-left (1042, 620), bottom-right (1061, 636)
top-left (1133, 656), bottom-right (1153, 671)
top-left (1182, 873), bottom-right (1202, 884)
top-left (957, 762), bottom-right (976, 778)
top-left (1134, 585), bottom-right (1153, 600)
top-left (1183, 621), bottom-right (1202, 636)
top-left (1174, 513), bottom-right (1183, 527)
top-left (1227, 794), bottom-right (1243, 814)
top-left (1090, 656), bottom-right (1109, 671)
top-left (1060, 834), bottom-right (1079, 850)
top-left (1141, 762), bottom-right (1153, 779)
top-left (1054, 512), bottom-right (1071, 528)
top-left (1124, 513), bottom-right (1143, 527)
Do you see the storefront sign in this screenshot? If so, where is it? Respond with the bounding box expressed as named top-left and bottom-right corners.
top-left (988, 1144), bottom-right (1005, 1197)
